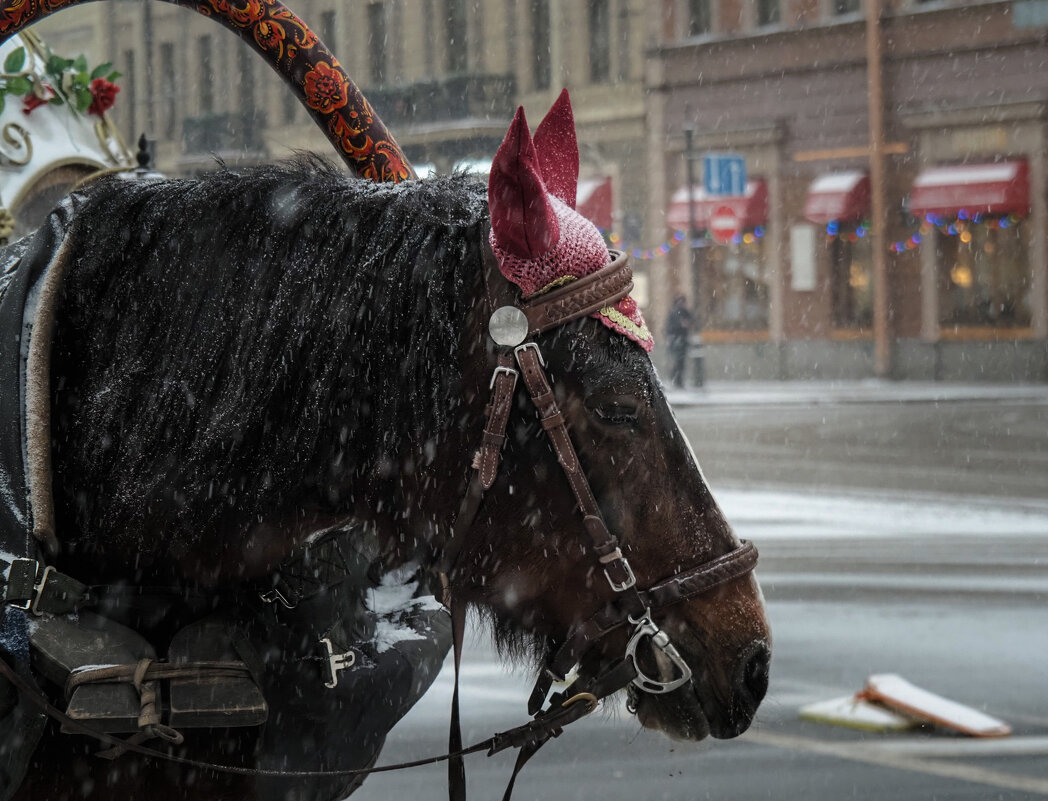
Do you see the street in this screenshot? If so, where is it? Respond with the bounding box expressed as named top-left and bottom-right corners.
top-left (354, 389), bottom-right (1048, 801)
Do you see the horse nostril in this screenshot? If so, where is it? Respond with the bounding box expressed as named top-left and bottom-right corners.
top-left (740, 643), bottom-right (771, 703)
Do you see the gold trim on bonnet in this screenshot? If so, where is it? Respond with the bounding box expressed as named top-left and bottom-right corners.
top-left (598, 304), bottom-right (652, 342)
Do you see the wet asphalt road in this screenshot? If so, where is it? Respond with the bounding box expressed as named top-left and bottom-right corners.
top-left (354, 396), bottom-right (1048, 801)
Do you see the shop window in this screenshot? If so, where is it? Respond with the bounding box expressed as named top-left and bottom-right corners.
top-left (936, 217), bottom-right (1031, 328)
top-left (830, 230), bottom-right (873, 328)
top-left (699, 237), bottom-right (770, 331)
top-left (689, 0), bottom-right (712, 35)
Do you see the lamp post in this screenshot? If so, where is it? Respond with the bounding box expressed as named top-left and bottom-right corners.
top-left (683, 121), bottom-right (705, 388)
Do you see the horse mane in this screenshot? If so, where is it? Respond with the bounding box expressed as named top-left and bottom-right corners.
top-left (51, 158), bottom-right (488, 553)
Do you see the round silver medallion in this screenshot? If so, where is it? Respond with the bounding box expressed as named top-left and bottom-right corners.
top-left (488, 306), bottom-right (529, 347)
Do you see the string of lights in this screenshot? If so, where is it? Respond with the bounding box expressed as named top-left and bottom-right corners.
top-left (603, 212), bottom-right (1023, 260)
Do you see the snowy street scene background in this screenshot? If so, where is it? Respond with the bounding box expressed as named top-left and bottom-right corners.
top-left (358, 384), bottom-right (1048, 801)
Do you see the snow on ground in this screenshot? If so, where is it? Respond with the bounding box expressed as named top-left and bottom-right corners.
top-left (666, 380), bottom-right (1048, 407)
top-left (716, 486), bottom-right (1048, 540)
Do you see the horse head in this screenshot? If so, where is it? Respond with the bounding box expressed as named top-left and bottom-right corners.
top-left (447, 91), bottom-right (771, 742)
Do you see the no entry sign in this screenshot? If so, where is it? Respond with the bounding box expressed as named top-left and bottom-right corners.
top-left (710, 206), bottom-right (739, 244)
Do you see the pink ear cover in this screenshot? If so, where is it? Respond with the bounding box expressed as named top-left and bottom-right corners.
top-left (488, 100), bottom-right (653, 352)
top-left (488, 107), bottom-right (560, 259)
top-left (489, 196), bottom-right (653, 352)
top-left (533, 89), bottom-right (579, 209)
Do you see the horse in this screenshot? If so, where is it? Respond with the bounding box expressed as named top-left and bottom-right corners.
top-left (0, 2), bottom-right (771, 799)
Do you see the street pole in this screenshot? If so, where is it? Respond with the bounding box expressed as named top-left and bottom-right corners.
top-left (866, 0), bottom-right (891, 377)
top-left (683, 121), bottom-right (705, 387)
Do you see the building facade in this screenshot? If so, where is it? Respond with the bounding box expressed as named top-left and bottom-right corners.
top-left (30, 0), bottom-right (1048, 381)
top-left (34, 1), bottom-right (653, 299)
top-left (646, 0), bottom-right (1048, 381)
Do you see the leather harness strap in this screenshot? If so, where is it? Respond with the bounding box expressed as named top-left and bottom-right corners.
top-left (521, 251), bottom-right (633, 335)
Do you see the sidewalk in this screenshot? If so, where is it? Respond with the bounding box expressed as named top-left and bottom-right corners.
top-left (665, 379), bottom-right (1048, 407)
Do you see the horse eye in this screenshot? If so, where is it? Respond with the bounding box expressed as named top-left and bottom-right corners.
top-left (593, 401), bottom-right (640, 426)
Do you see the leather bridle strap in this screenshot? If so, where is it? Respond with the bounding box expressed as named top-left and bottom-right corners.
top-left (543, 540), bottom-right (759, 683)
top-left (514, 344), bottom-right (646, 614)
top-left (521, 251), bottom-right (632, 335)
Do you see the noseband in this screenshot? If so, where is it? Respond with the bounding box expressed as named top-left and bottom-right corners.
top-left (442, 244), bottom-right (759, 729)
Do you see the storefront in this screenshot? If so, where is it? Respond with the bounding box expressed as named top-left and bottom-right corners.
top-left (666, 179), bottom-right (770, 333)
top-left (908, 161), bottom-right (1032, 333)
top-left (803, 171), bottom-right (874, 331)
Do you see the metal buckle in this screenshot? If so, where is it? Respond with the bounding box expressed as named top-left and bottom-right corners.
top-left (604, 555), bottom-right (636, 592)
top-left (624, 610), bottom-right (693, 695)
top-left (514, 341), bottom-right (546, 368)
top-left (320, 638), bottom-right (357, 689)
top-left (489, 364), bottom-right (518, 390)
top-left (258, 585), bottom-right (298, 609)
top-left (18, 564), bottom-right (56, 616)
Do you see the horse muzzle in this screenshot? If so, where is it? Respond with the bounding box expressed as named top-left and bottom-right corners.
top-left (628, 637), bottom-right (771, 741)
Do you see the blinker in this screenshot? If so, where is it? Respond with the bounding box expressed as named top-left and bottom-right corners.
top-left (488, 306), bottom-right (529, 347)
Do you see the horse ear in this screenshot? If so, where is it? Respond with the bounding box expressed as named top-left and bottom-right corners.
top-left (488, 106), bottom-right (560, 259)
top-left (532, 89), bottom-right (579, 209)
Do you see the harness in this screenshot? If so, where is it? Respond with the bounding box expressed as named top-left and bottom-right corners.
top-left (0, 224), bottom-right (758, 800)
top-left (435, 244), bottom-right (759, 799)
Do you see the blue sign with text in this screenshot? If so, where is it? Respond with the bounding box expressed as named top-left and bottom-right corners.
top-left (702, 153), bottom-right (747, 197)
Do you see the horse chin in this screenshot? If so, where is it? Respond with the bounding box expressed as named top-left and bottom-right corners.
top-left (629, 683), bottom-right (711, 742)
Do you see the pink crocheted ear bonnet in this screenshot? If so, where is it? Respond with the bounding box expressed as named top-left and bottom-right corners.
top-left (487, 90), bottom-right (654, 351)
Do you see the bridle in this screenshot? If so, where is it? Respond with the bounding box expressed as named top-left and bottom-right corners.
top-left (0, 244), bottom-right (758, 800)
top-left (436, 243), bottom-right (759, 797)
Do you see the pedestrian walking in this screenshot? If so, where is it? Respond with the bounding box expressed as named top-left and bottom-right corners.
top-left (666, 295), bottom-right (691, 388)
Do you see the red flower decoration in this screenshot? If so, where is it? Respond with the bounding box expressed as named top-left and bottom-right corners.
top-left (88, 78), bottom-right (119, 116)
top-left (303, 60), bottom-right (348, 113)
top-left (22, 85), bottom-right (54, 115)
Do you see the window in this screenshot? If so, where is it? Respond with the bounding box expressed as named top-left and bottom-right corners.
top-left (123, 49), bottom-right (136, 144)
top-left (588, 0), bottom-right (611, 84)
top-left (936, 218), bottom-right (1031, 328)
top-left (830, 231), bottom-right (873, 328)
top-left (506, 0), bottom-right (518, 78)
top-left (445, 0), bottom-right (468, 73)
top-left (833, 0), bottom-right (861, 13)
top-left (700, 238), bottom-right (770, 330)
top-left (689, 0), bottom-right (712, 36)
top-left (367, 3), bottom-right (387, 84)
top-left (198, 35), bottom-right (213, 114)
top-left (530, 0), bottom-right (550, 89)
top-left (617, 0), bottom-right (631, 80)
top-left (320, 10), bottom-right (337, 54)
top-left (283, 83), bottom-right (298, 124)
top-left (159, 42), bottom-right (176, 141)
top-left (237, 43), bottom-right (256, 121)
top-left (423, 0), bottom-right (435, 74)
top-left (756, 0), bottom-right (780, 26)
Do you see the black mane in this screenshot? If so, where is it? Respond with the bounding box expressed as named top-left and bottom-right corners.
top-left (51, 159), bottom-right (488, 555)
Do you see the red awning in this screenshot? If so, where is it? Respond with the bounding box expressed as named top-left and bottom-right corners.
top-left (908, 161), bottom-right (1029, 219)
top-left (803, 171), bottom-right (870, 224)
top-left (577, 177), bottom-right (613, 231)
top-left (667, 179), bottom-right (768, 231)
